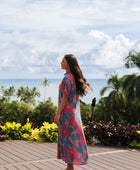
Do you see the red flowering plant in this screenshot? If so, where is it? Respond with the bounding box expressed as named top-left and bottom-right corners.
top-left (85, 120), bottom-right (140, 147)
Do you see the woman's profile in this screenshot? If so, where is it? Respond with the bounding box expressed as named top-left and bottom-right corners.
top-left (54, 54), bottom-right (92, 170)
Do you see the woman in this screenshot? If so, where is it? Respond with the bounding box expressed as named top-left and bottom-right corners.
top-left (54, 54), bottom-right (92, 170)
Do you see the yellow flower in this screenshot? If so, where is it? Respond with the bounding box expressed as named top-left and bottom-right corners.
top-left (137, 130), bottom-right (140, 135)
top-left (16, 123), bottom-right (21, 128)
top-left (50, 123), bottom-right (58, 129)
top-left (0, 126), bottom-right (6, 131)
top-left (83, 126), bottom-right (86, 130)
top-left (22, 133), bottom-right (30, 140)
top-left (43, 122), bottom-right (50, 128)
top-left (30, 128), bottom-right (40, 141)
top-left (5, 122), bottom-right (21, 130)
top-left (22, 122), bottom-right (32, 131)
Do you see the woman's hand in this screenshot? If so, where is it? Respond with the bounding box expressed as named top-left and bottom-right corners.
top-left (54, 94), bottom-right (68, 125)
top-left (54, 113), bottom-right (60, 125)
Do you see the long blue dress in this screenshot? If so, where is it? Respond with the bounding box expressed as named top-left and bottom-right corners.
top-left (57, 71), bottom-right (88, 165)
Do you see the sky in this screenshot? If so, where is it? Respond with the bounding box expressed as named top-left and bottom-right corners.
top-left (0, 0), bottom-right (140, 79)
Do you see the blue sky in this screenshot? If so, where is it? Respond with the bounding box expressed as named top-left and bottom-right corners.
top-left (0, 0), bottom-right (140, 79)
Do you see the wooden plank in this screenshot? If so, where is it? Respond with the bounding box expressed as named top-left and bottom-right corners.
top-left (40, 161), bottom-right (57, 169)
top-left (1, 141), bottom-right (40, 160)
top-left (0, 158), bottom-right (7, 165)
top-left (0, 140), bottom-right (140, 170)
top-left (0, 166), bottom-right (7, 170)
top-left (104, 152), bottom-right (140, 168)
top-left (0, 152), bottom-right (16, 164)
top-left (18, 142), bottom-right (56, 158)
top-left (89, 156), bottom-right (120, 170)
top-left (52, 159), bottom-right (66, 169)
top-left (1, 143), bottom-right (40, 161)
top-left (31, 162), bottom-right (50, 170)
top-left (8, 141), bottom-right (56, 159)
top-left (23, 163), bottom-right (42, 170)
top-left (87, 158), bottom-right (110, 170)
top-left (13, 164), bottom-right (30, 170)
top-left (0, 148), bottom-right (25, 162)
top-left (2, 165), bottom-right (19, 170)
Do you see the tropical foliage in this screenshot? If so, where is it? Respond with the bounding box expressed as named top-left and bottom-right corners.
top-left (0, 78), bottom-right (57, 127)
top-left (122, 50), bottom-right (140, 101)
top-left (100, 74), bottom-right (125, 125)
top-left (0, 98), bottom-right (57, 127)
top-left (129, 130), bottom-right (140, 148)
top-left (31, 97), bottom-right (58, 127)
top-left (0, 100), bottom-right (33, 125)
top-left (0, 121), bottom-right (58, 142)
top-left (85, 121), bottom-right (140, 147)
top-left (125, 50), bottom-right (140, 69)
top-left (0, 86), bottom-right (15, 101)
top-left (80, 101), bottom-right (92, 125)
top-left (92, 50), bottom-right (140, 125)
top-left (17, 86), bottom-right (40, 105)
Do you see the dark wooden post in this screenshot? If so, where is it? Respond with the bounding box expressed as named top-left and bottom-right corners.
top-left (91, 98), bottom-right (96, 121)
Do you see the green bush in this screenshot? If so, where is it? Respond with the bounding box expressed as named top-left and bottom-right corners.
top-left (80, 102), bottom-right (92, 125)
top-left (0, 101), bottom-right (33, 125)
top-left (31, 98), bottom-right (58, 127)
top-left (0, 97), bottom-right (57, 127)
top-left (121, 99), bottom-right (140, 124)
top-left (93, 98), bottom-right (112, 123)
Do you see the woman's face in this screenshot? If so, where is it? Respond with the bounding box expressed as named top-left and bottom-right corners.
top-left (61, 57), bottom-right (69, 70)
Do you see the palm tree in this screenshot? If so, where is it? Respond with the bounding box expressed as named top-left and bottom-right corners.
top-left (17, 86), bottom-right (40, 106)
top-left (0, 86), bottom-right (15, 101)
top-left (122, 74), bottom-right (140, 101)
top-left (42, 78), bottom-right (50, 100)
top-left (122, 50), bottom-right (140, 101)
top-left (100, 74), bottom-right (125, 125)
top-left (125, 50), bottom-right (140, 69)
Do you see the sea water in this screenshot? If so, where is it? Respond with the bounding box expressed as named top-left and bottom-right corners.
top-left (0, 79), bottom-right (108, 106)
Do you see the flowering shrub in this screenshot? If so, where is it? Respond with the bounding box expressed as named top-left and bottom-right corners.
top-left (129, 130), bottom-right (140, 148)
top-left (39, 122), bottom-right (58, 142)
top-left (30, 128), bottom-right (40, 141)
top-left (21, 122), bottom-right (33, 140)
top-left (0, 121), bottom-right (58, 142)
top-left (1, 122), bottom-right (22, 140)
top-left (85, 121), bottom-right (140, 147)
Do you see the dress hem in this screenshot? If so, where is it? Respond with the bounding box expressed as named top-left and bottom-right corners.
top-left (57, 156), bottom-right (88, 165)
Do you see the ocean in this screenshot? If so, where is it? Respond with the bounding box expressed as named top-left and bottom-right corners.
top-left (0, 79), bottom-right (108, 106)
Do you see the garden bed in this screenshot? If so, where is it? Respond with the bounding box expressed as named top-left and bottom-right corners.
top-left (85, 121), bottom-right (140, 148)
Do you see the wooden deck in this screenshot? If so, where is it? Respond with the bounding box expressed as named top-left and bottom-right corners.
top-left (0, 140), bottom-right (140, 170)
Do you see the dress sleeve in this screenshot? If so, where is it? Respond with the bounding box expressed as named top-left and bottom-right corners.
top-left (63, 77), bottom-right (71, 96)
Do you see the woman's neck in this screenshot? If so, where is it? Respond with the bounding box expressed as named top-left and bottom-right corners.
top-left (66, 68), bottom-right (71, 73)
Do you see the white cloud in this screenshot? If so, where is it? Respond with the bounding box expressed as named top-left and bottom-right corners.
top-left (0, 0), bottom-right (140, 78)
top-left (0, 0), bottom-right (140, 32)
top-left (91, 32), bottom-right (136, 68)
top-left (0, 29), bottom-right (139, 78)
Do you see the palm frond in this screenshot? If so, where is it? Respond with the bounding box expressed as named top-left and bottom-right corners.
top-left (108, 90), bottom-right (117, 103)
top-left (100, 86), bottom-right (112, 96)
top-left (122, 74), bottom-right (136, 90)
top-left (125, 50), bottom-right (140, 69)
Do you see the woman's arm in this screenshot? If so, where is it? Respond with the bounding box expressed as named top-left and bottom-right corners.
top-left (54, 93), bottom-right (68, 125)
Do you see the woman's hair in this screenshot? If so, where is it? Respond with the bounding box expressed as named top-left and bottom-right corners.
top-left (64, 54), bottom-right (92, 96)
